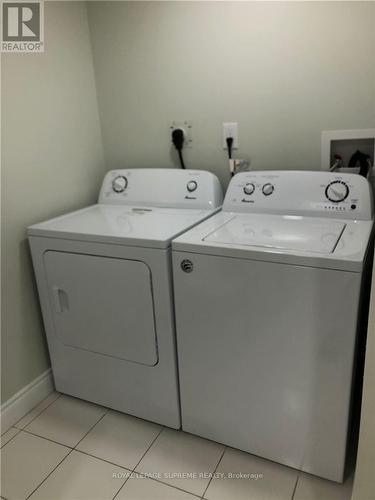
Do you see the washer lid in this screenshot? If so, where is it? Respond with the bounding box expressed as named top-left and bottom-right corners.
top-left (203, 214), bottom-right (346, 254)
top-left (28, 204), bottom-right (219, 248)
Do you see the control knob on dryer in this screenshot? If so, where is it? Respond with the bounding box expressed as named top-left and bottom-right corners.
top-left (262, 183), bottom-right (274, 196)
top-left (187, 181), bottom-right (198, 192)
top-left (112, 175), bottom-right (128, 193)
top-left (243, 183), bottom-right (255, 195)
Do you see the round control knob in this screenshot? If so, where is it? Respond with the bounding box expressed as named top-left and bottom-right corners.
top-left (262, 183), bottom-right (274, 196)
top-left (243, 183), bottom-right (255, 195)
top-left (187, 180), bottom-right (198, 192)
top-left (112, 175), bottom-right (128, 193)
top-left (325, 180), bottom-right (349, 203)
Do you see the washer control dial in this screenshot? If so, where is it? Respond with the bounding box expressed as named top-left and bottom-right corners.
top-left (112, 175), bottom-right (128, 193)
top-left (262, 183), bottom-right (274, 196)
top-left (325, 181), bottom-right (349, 203)
top-left (187, 180), bottom-right (198, 192)
top-left (243, 183), bottom-right (255, 195)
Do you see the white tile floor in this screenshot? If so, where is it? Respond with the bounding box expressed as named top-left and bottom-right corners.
top-left (1, 392), bottom-right (354, 500)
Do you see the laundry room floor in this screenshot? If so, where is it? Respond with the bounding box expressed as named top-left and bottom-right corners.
top-left (1, 393), bottom-right (354, 500)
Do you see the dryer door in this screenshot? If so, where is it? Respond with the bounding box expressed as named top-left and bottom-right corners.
top-left (44, 251), bottom-right (158, 366)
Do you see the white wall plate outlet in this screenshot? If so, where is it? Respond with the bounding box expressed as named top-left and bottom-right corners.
top-left (223, 122), bottom-right (238, 149)
top-left (170, 121), bottom-right (193, 148)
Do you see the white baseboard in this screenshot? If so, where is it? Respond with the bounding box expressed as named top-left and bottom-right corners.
top-left (1, 368), bottom-right (54, 433)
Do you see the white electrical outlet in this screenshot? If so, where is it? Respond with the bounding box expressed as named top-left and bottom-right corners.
top-left (170, 121), bottom-right (193, 148)
top-left (223, 122), bottom-right (239, 149)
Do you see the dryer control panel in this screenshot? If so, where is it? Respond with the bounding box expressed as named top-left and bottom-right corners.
top-left (99, 169), bottom-right (223, 209)
top-left (224, 171), bottom-right (373, 220)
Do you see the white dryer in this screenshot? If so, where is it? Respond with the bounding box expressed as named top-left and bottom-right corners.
top-left (172, 171), bottom-right (373, 481)
top-left (29, 169), bottom-right (222, 428)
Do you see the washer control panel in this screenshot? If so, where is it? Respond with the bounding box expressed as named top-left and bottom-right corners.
top-left (98, 169), bottom-right (223, 209)
top-left (224, 171), bottom-right (373, 220)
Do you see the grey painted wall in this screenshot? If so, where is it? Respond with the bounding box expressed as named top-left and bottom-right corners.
top-left (1, 2), bottom-right (104, 403)
top-left (87, 1), bottom-right (375, 188)
top-left (87, 5), bottom-right (375, 494)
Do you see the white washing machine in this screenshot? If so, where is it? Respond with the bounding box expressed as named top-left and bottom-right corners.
top-left (172, 170), bottom-right (373, 481)
top-left (28, 168), bottom-right (222, 428)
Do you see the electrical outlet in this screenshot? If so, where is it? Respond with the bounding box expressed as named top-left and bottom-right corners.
top-left (170, 121), bottom-right (193, 148)
top-left (223, 122), bottom-right (239, 149)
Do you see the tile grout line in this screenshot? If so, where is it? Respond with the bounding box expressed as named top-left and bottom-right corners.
top-left (4, 404), bottom-right (307, 500)
top-left (132, 426), bottom-right (165, 472)
top-left (129, 425), bottom-right (204, 499)
top-left (112, 427), bottom-right (227, 500)
top-left (111, 425), bottom-right (165, 500)
top-left (18, 428), bottom-right (75, 450)
top-left (119, 468), bottom-right (203, 500)
top-left (23, 406), bottom-right (110, 499)
top-left (111, 473), bottom-right (132, 500)
top-left (19, 403), bottom-right (110, 450)
top-left (25, 448), bottom-right (74, 500)
top-left (23, 416), bottom-right (223, 500)
top-left (291, 470), bottom-right (301, 500)
top-left (12, 425), bottom-right (304, 500)
top-left (1, 393), bottom-right (62, 449)
top-left (0, 427), bottom-right (22, 450)
top-left (13, 404), bottom-right (171, 500)
top-left (13, 392), bottom-right (62, 431)
top-left (74, 444), bottom-right (204, 500)
top-left (9, 402), bottom-right (231, 500)
top-left (72, 447), bottom-right (133, 472)
top-left (73, 409), bottom-right (110, 450)
top-left (200, 445), bottom-right (227, 499)
top-left (4, 400), bottom-right (352, 500)
top-left (75, 426), bottom-right (204, 500)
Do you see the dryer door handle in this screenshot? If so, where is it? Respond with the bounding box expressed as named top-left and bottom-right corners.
top-left (52, 286), bottom-right (69, 313)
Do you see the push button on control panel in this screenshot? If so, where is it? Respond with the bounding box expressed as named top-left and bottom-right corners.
top-left (187, 180), bottom-right (198, 192)
top-left (112, 175), bottom-right (128, 193)
top-left (262, 183), bottom-right (274, 196)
